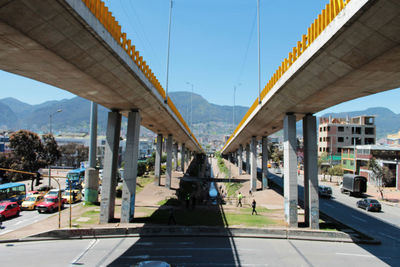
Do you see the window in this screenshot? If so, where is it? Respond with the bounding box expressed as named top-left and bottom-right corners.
top-left (323, 127), bottom-right (326, 131)
top-left (365, 127), bottom-right (374, 135)
top-left (350, 161), bottom-right (354, 166)
top-left (338, 137), bottom-right (344, 142)
top-left (320, 127), bottom-right (323, 132)
top-left (338, 126), bottom-right (344, 132)
top-left (327, 137), bottom-right (330, 142)
top-left (319, 137), bottom-right (322, 142)
top-left (343, 160), bottom-right (347, 165)
top-left (337, 148), bottom-right (341, 153)
top-left (327, 126), bottom-right (331, 131)
top-left (327, 147), bottom-right (330, 153)
top-left (319, 147), bottom-right (322, 152)
top-left (365, 138), bottom-right (375, 145)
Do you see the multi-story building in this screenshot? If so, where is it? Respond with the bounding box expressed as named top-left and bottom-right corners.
top-left (341, 145), bottom-right (400, 190)
top-left (318, 116), bottom-right (376, 159)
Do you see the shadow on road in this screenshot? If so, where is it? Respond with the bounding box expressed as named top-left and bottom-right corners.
top-left (108, 159), bottom-right (242, 266)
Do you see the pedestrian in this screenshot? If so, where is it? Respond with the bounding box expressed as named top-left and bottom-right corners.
top-left (237, 192), bottom-right (243, 207)
top-left (168, 208), bottom-right (176, 225)
top-left (249, 189), bottom-right (252, 196)
top-left (252, 199), bottom-right (257, 215)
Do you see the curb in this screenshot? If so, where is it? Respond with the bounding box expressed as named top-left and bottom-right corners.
top-left (0, 226), bottom-right (380, 245)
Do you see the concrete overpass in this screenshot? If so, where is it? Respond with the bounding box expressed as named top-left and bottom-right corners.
top-left (0, 0), bottom-right (202, 223)
top-left (222, 0), bottom-right (400, 228)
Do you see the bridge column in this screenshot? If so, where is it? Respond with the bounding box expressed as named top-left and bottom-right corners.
top-left (246, 144), bottom-right (250, 174)
top-left (262, 136), bottom-right (269, 189)
top-left (284, 113), bottom-right (298, 227)
top-left (174, 142), bottom-right (179, 171)
top-left (100, 111), bottom-right (121, 223)
top-left (121, 110), bottom-right (140, 223)
top-left (165, 134), bottom-right (173, 189)
top-left (155, 134), bottom-right (163, 186)
top-left (303, 114), bottom-right (319, 229)
top-left (84, 101), bottom-right (98, 203)
top-left (181, 143), bottom-right (186, 173)
top-left (250, 136), bottom-right (257, 192)
top-left (238, 145), bottom-right (243, 175)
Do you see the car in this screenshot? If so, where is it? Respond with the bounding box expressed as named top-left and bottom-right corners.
top-left (356, 198), bottom-right (381, 212)
top-left (36, 196), bottom-right (66, 213)
top-left (0, 201), bottom-right (20, 220)
top-left (318, 185), bottom-right (332, 198)
top-left (21, 194), bottom-right (44, 210)
top-left (62, 189), bottom-right (82, 204)
top-left (45, 189), bottom-right (64, 198)
top-left (26, 190), bottom-right (40, 196)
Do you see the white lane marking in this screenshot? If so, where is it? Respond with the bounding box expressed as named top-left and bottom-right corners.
top-left (336, 253), bottom-right (391, 259)
top-left (15, 221), bottom-right (23, 225)
top-left (70, 239), bottom-right (99, 265)
top-left (379, 232), bottom-right (400, 242)
top-left (0, 230), bottom-right (12, 235)
top-left (351, 215), bottom-right (367, 223)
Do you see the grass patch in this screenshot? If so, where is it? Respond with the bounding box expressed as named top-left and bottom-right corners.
top-left (225, 182), bottom-right (243, 197)
top-left (72, 209), bottom-right (100, 226)
top-left (224, 212), bottom-right (276, 227)
top-left (157, 198), bottom-right (181, 206)
top-left (136, 175), bottom-right (154, 194)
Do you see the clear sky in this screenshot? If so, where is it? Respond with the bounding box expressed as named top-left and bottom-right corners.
top-left (1, 0), bottom-right (400, 114)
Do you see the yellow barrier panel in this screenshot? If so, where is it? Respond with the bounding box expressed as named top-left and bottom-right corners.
top-left (223, 0), bottom-right (351, 152)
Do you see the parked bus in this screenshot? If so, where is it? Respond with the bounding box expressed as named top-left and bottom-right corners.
top-left (66, 168), bottom-right (85, 190)
top-left (0, 182), bottom-right (26, 204)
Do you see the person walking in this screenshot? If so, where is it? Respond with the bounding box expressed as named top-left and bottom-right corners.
top-left (237, 192), bottom-right (243, 207)
top-left (252, 199), bottom-right (257, 215)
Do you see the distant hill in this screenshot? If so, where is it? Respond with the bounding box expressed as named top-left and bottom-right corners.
top-left (0, 93), bottom-right (399, 139)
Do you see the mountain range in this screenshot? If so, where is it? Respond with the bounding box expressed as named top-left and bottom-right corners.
top-left (0, 92), bottom-right (399, 139)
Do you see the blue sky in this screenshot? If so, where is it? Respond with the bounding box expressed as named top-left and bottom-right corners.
top-left (2, 0), bottom-right (400, 115)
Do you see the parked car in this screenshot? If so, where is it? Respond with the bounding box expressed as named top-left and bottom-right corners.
top-left (62, 189), bottom-right (82, 204)
top-left (21, 194), bottom-right (44, 210)
top-left (318, 185), bottom-right (332, 198)
top-left (356, 198), bottom-right (381, 212)
top-left (0, 201), bottom-right (20, 220)
top-left (36, 196), bottom-right (66, 213)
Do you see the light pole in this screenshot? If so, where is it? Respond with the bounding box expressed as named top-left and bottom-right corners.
top-left (186, 82), bottom-right (194, 129)
top-left (233, 83), bottom-right (241, 133)
top-left (49, 109), bottom-right (62, 186)
top-left (165, 0), bottom-right (173, 103)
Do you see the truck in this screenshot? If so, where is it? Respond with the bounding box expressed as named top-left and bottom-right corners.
top-left (340, 174), bottom-right (367, 197)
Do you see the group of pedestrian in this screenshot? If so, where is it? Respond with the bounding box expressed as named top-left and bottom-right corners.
top-left (236, 191), bottom-right (257, 215)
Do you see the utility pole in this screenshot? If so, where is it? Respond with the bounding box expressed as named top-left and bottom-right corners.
top-left (165, 0), bottom-right (173, 103)
top-left (257, 0), bottom-right (261, 104)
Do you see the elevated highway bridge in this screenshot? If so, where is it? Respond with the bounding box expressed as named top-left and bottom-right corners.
top-left (0, 0), bottom-right (202, 223)
top-left (221, 0), bottom-right (400, 228)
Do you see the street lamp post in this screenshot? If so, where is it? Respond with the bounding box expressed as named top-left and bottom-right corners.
top-left (186, 82), bottom-right (194, 129)
top-left (48, 109), bottom-right (62, 186)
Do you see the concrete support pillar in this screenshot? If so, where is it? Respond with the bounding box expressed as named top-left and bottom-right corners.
top-left (262, 136), bottom-right (269, 189)
top-left (181, 143), bottom-right (186, 173)
top-left (165, 134), bottom-right (173, 189)
top-left (283, 113), bottom-right (298, 227)
top-left (88, 101), bottom-right (98, 168)
top-left (238, 145), bottom-right (243, 175)
top-left (155, 134), bottom-right (163, 186)
top-left (250, 136), bottom-right (257, 192)
top-left (303, 114), bottom-right (319, 229)
top-left (246, 144), bottom-right (250, 174)
top-left (84, 168), bottom-right (98, 203)
top-left (100, 111), bottom-right (121, 223)
top-left (121, 110), bottom-right (141, 223)
top-left (174, 143), bottom-right (179, 171)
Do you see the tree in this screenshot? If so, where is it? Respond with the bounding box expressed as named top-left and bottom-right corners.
top-left (327, 165), bottom-right (343, 182)
top-left (367, 158), bottom-right (394, 199)
top-left (271, 147), bottom-right (283, 165)
top-left (8, 130), bottom-right (46, 181)
top-left (59, 143), bottom-right (88, 168)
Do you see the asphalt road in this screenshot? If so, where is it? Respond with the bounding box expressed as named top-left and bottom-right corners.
top-left (0, 202), bottom-right (80, 236)
top-left (1, 236), bottom-right (396, 267)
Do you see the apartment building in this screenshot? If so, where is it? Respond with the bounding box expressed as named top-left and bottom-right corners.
top-left (318, 116), bottom-right (376, 158)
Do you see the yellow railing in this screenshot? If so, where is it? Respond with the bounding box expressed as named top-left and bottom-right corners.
top-left (82, 0), bottom-right (201, 150)
top-left (223, 0), bottom-right (351, 151)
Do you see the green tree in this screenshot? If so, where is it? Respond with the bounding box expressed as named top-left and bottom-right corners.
top-left (42, 133), bottom-right (61, 166)
top-left (8, 130), bottom-right (46, 181)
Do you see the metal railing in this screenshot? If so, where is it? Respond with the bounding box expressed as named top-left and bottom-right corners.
top-left (81, 0), bottom-right (202, 150)
top-left (222, 0), bottom-right (352, 152)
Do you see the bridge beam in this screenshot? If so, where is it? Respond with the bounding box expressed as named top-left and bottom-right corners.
top-left (155, 133), bottom-right (163, 186)
top-left (166, 134), bottom-right (173, 189)
top-left (250, 136), bottom-right (257, 192)
top-left (262, 136), bottom-right (269, 189)
top-left (121, 110), bottom-right (141, 223)
top-left (303, 114), bottom-right (319, 229)
top-left (100, 111), bottom-right (121, 223)
top-left (284, 113), bottom-right (298, 227)
top-left (181, 143), bottom-right (186, 173)
top-left (246, 144), bottom-right (250, 174)
top-left (238, 145), bottom-right (243, 175)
